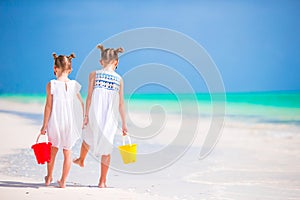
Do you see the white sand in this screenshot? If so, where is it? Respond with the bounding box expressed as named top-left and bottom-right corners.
top-left (1, 98), bottom-right (300, 199)
top-left (0, 99), bottom-right (172, 200)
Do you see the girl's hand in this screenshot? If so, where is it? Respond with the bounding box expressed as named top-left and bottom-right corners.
top-left (122, 124), bottom-right (128, 136)
top-left (83, 115), bottom-right (89, 128)
top-left (40, 125), bottom-right (47, 135)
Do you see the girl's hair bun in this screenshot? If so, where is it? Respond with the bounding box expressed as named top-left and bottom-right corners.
top-left (52, 52), bottom-right (58, 60)
top-left (68, 53), bottom-right (76, 60)
top-left (115, 47), bottom-right (124, 54)
top-left (52, 52), bottom-right (74, 71)
top-left (97, 44), bottom-right (105, 52)
top-left (97, 45), bottom-right (124, 63)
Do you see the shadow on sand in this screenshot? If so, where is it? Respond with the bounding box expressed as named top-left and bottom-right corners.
top-left (0, 180), bottom-right (94, 189)
top-left (0, 180), bottom-right (113, 189)
top-left (0, 180), bottom-right (44, 189)
top-left (0, 109), bottom-right (43, 125)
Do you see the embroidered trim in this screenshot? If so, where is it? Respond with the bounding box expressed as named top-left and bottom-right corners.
top-left (94, 72), bottom-right (120, 91)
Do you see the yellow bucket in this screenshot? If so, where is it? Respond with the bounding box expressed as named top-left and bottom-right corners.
top-left (118, 136), bottom-right (137, 164)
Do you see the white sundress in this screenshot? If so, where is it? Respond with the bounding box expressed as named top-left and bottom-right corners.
top-left (84, 69), bottom-right (121, 157)
top-left (47, 80), bottom-right (83, 150)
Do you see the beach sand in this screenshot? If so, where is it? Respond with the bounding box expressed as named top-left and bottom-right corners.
top-left (0, 98), bottom-right (300, 199)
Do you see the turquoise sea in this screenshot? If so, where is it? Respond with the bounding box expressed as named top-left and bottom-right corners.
top-left (1, 91), bottom-right (300, 126)
top-left (128, 91), bottom-right (300, 126)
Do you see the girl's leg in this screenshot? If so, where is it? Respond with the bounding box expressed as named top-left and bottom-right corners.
top-left (45, 146), bottom-right (58, 186)
top-left (58, 149), bottom-right (72, 188)
top-left (73, 141), bottom-right (89, 167)
top-left (99, 154), bottom-right (110, 188)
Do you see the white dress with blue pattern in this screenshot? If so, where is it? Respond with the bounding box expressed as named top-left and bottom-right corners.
top-left (84, 69), bottom-right (121, 156)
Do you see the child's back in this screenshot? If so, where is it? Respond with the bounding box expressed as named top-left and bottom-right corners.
top-left (48, 79), bottom-right (82, 150)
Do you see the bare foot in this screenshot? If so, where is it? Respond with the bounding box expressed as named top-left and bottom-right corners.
top-left (98, 182), bottom-right (107, 188)
top-left (57, 180), bottom-right (66, 188)
top-left (73, 158), bottom-right (84, 167)
top-left (44, 176), bottom-right (53, 186)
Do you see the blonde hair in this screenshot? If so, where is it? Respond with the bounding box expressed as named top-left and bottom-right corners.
top-left (97, 44), bottom-right (124, 64)
top-left (52, 52), bottom-right (75, 72)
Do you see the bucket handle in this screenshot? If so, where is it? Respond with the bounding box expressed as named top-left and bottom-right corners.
top-left (122, 135), bottom-right (132, 146)
top-left (35, 133), bottom-right (49, 144)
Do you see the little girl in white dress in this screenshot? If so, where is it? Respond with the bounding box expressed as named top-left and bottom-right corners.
top-left (40, 53), bottom-right (84, 188)
top-left (73, 44), bottom-right (127, 188)
top-left (84, 68), bottom-right (122, 156)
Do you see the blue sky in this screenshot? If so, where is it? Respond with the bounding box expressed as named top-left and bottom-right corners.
top-left (0, 0), bottom-right (299, 94)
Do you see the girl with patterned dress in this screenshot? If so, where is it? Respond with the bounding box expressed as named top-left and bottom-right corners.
top-left (40, 53), bottom-right (84, 188)
top-left (73, 44), bottom-right (127, 188)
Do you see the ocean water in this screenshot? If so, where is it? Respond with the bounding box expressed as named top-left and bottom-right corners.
top-left (126, 91), bottom-right (300, 126)
top-left (1, 91), bottom-right (299, 126)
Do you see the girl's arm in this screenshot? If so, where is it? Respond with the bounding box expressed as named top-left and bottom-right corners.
top-left (40, 82), bottom-right (53, 135)
top-left (119, 79), bottom-right (127, 135)
top-left (83, 71), bottom-right (96, 126)
top-left (77, 93), bottom-right (84, 117)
